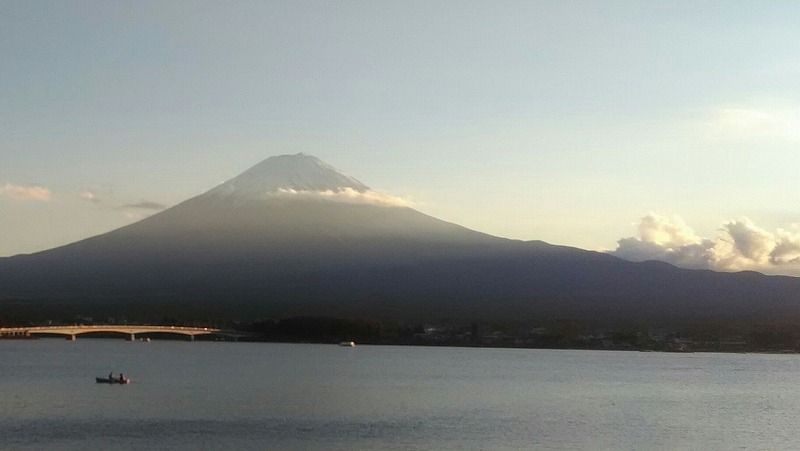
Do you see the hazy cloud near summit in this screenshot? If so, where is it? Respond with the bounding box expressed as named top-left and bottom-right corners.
top-left (611, 213), bottom-right (800, 274)
top-left (0, 183), bottom-right (51, 202)
top-left (120, 201), bottom-right (167, 211)
top-left (272, 188), bottom-right (413, 208)
top-left (116, 201), bottom-right (168, 220)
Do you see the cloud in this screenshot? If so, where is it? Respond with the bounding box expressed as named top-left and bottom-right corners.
top-left (708, 105), bottom-right (800, 142)
top-left (79, 190), bottom-right (101, 204)
top-left (612, 214), bottom-right (716, 270)
top-left (611, 213), bottom-right (800, 274)
top-left (0, 183), bottom-right (52, 202)
top-left (769, 227), bottom-right (800, 265)
top-left (636, 214), bottom-right (701, 247)
top-left (116, 200), bottom-right (168, 220)
top-left (723, 219), bottom-right (775, 262)
top-left (271, 187), bottom-right (413, 208)
top-left (120, 201), bottom-right (167, 211)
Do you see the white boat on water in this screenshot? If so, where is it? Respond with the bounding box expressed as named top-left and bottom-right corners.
top-left (339, 341), bottom-right (356, 347)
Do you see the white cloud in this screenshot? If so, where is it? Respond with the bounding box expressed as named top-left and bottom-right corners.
top-left (116, 200), bottom-right (168, 221)
top-left (636, 213), bottom-right (701, 247)
top-left (708, 105), bottom-right (800, 142)
top-left (770, 227), bottom-right (800, 265)
top-left (271, 187), bottom-right (413, 208)
top-left (122, 211), bottom-right (146, 220)
top-left (611, 213), bottom-right (800, 275)
top-left (79, 190), bottom-right (100, 203)
top-left (119, 201), bottom-right (166, 211)
top-left (0, 183), bottom-right (52, 202)
top-left (722, 219), bottom-right (775, 262)
top-left (612, 214), bottom-right (716, 270)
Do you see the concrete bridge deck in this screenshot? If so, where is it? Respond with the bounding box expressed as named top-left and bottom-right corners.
top-left (0, 325), bottom-right (246, 340)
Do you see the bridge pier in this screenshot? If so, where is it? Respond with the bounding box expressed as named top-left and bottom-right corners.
top-left (66, 335), bottom-right (76, 341)
top-left (189, 335), bottom-right (195, 342)
top-left (126, 333), bottom-right (135, 341)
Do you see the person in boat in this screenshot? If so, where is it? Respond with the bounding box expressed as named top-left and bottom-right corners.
top-left (119, 373), bottom-right (124, 382)
top-left (108, 372), bottom-right (113, 380)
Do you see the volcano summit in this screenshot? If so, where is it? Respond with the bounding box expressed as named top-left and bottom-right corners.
top-left (2, 154), bottom-right (800, 325)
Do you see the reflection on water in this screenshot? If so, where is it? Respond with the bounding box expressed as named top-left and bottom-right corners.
top-left (2, 340), bottom-right (800, 450)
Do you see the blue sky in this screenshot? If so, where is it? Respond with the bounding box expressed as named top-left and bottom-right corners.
top-left (3, 1), bottom-right (800, 274)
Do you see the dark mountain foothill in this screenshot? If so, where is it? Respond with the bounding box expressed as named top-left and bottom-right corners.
top-left (3, 153), bottom-right (800, 331)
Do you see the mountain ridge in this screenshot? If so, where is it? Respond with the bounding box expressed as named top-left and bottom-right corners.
top-left (2, 153), bottom-right (800, 326)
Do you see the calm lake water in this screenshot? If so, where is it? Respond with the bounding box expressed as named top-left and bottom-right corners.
top-left (2, 340), bottom-right (800, 450)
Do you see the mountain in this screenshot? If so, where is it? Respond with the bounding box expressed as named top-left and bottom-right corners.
top-left (206, 153), bottom-right (370, 197)
top-left (3, 153), bottom-right (800, 325)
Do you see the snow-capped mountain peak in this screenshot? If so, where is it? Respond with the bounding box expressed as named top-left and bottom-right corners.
top-left (207, 153), bottom-right (369, 198)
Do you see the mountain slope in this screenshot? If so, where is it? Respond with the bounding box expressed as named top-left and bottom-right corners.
top-left (2, 153), bottom-right (800, 324)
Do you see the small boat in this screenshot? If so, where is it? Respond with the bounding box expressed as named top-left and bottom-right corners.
top-left (95, 377), bottom-right (131, 384)
top-left (338, 341), bottom-right (356, 347)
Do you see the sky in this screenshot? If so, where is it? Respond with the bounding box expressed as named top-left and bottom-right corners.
top-left (3, 1), bottom-right (800, 274)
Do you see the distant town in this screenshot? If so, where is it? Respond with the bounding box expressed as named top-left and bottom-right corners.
top-left (4, 315), bottom-right (800, 354)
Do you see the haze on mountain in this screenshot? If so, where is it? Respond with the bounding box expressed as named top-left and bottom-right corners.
top-left (2, 153), bottom-right (800, 326)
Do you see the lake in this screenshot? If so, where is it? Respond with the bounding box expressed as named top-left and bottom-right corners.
top-left (2, 340), bottom-right (800, 450)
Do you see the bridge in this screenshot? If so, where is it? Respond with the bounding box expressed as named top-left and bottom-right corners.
top-left (0, 325), bottom-right (247, 341)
